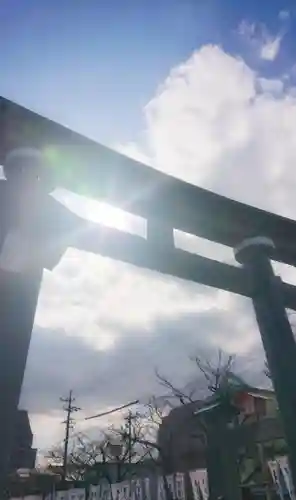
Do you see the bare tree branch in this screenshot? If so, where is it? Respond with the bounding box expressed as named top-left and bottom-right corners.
top-left (155, 370), bottom-right (195, 405)
top-left (192, 350), bottom-right (235, 393)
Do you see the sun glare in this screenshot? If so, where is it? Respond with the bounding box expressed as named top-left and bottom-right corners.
top-left (55, 189), bottom-right (132, 232)
top-left (85, 199), bottom-right (128, 231)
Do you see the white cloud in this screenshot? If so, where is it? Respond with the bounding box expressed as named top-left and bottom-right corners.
top-left (260, 35), bottom-right (282, 61)
top-left (237, 20), bottom-right (283, 61)
top-left (279, 10), bottom-right (290, 22)
top-left (126, 45), bottom-right (296, 218)
top-left (142, 46), bottom-right (256, 186)
top-left (24, 43), bottom-right (296, 453)
top-left (258, 77), bottom-right (284, 95)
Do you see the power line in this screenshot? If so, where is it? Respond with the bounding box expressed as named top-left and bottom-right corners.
top-left (60, 390), bottom-right (80, 482)
top-left (85, 399), bottom-right (139, 421)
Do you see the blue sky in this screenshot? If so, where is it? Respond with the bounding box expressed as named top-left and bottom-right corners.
top-left (1, 0), bottom-right (295, 148)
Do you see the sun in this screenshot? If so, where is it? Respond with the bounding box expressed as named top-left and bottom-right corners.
top-left (89, 200), bottom-right (128, 231)
top-left (55, 189), bottom-right (129, 232)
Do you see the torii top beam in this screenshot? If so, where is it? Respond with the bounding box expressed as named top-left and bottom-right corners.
top-left (1, 96), bottom-right (296, 268)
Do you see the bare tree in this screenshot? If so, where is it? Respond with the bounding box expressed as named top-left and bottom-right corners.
top-left (46, 350), bottom-right (244, 486)
top-left (156, 349), bottom-right (236, 406)
top-left (192, 350), bottom-right (235, 393)
top-left (115, 402), bottom-right (177, 500)
top-left (113, 351), bottom-right (237, 483)
top-left (128, 349), bottom-right (261, 489)
top-left (46, 415), bottom-right (151, 484)
top-left (47, 433), bottom-right (110, 481)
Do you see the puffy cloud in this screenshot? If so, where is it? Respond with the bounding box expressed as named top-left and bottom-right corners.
top-left (22, 42), bottom-right (296, 451)
top-left (22, 293), bottom-right (263, 450)
top-left (237, 21), bottom-right (284, 61)
top-left (279, 11), bottom-right (290, 22)
top-left (127, 45), bottom-right (296, 220)
top-left (258, 77), bottom-right (284, 95)
top-left (259, 34), bottom-right (282, 61)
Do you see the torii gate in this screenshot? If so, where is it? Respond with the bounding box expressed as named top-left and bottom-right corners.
top-left (1, 97), bottom-right (296, 499)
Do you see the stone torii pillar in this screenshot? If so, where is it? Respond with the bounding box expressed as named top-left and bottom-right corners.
top-left (0, 148), bottom-right (103, 497)
top-left (235, 237), bottom-right (296, 493)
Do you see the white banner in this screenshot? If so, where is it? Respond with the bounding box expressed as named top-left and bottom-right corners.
top-left (9, 469), bottom-right (190, 500)
top-left (101, 483), bottom-right (112, 500)
top-left (89, 485), bottom-right (99, 500)
top-left (121, 482), bottom-right (131, 500)
top-left (111, 484), bottom-right (121, 500)
top-left (68, 489), bottom-right (86, 500)
top-left (278, 456), bottom-right (295, 500)
top-left (156, 474), bottom-right (186, 500)
top-left (268, 460), bottom-right (284, 500)
top-left (89, 484), bottom-right (112, 500)
top-left (143, 477), bottom-right (151, 500)
top-left (157, 476), bottom-right (166, 500)
top-left (189, 469), bottom-right (209, 500)
top-left (112, 481), bottom-right (131, 500)
top-left (166, 475), bottom-right (176, 500)
top-left (56, 493), bottom-right (68, 500)
top-left (175, 474), bottom-right (185, 500)
top-left (131, 479), bottom-right (143, 500)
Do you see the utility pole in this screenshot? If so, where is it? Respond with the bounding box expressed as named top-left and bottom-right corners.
top-left (125, 409), bottom-right (137, 465)
top-left (127, 410), bottom-right (132, 467)
top-left (60, 390), bottom-right (80, 482)
top-left (126, 410), bottom-right (133, 498)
